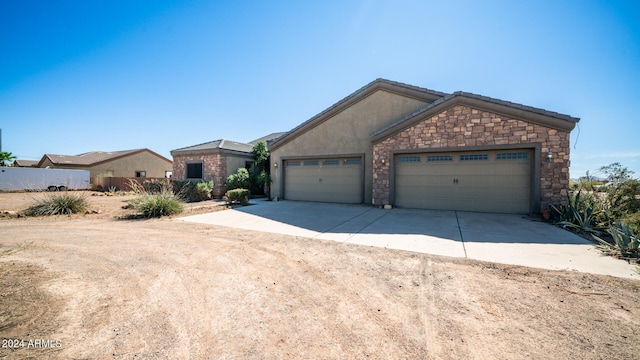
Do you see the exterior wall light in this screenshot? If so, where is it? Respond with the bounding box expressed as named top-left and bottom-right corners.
top-left (274, 162), bottom-right (278, 168)
top-left (381, 157), bottom-right (386, 164)
top-left (546, 151), bottom-right (553, 162)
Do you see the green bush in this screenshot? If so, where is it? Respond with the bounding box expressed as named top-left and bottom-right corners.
top-left (24, 192), bottom-right (89, 216)
top-left (128, 192), bottom-right (184, 217)
top-left (171, 180), bottom-right (213, 202)
top-left (226, 168), bottom-right (250, 191)
top-left (225, 189), bottom-right (250, 205)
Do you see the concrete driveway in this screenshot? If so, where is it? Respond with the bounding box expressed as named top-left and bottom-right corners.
top-left (179, 199), bottom-right (640, 280)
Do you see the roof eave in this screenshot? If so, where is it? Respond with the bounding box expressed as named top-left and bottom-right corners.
top-left (171, 148), bottom-right (253, 157)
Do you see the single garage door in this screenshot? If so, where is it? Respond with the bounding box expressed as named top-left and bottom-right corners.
top-left (284, 157), bottom-right (363, 203)
top-left (395, 150), bottom-right (532, 213)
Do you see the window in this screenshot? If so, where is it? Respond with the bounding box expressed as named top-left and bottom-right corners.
top-left (427, 155), bottom-right (453, 162)
top-left (460, 154), bottom-right (488, 161)
top-left (136, 171), bottom-right (146, 178)
top-left (322, 159), bottom-right (339, 166)
top-left (397, 155), bottom-right (421, 163)
top-left (343, 159), bottom-right (361, 165)
top-left (286, 161), bottom-right (301, 167)
top-left (497, 152), bottom-right (528, 160)
top-left (304, 160), bottom-right (319, 166)
top-left (186, 163), bottom-right (203, 179)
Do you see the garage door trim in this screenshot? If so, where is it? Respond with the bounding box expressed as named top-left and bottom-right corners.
top-left (389, 143), bottom-right (541, 213)
top-left (280, 153), bottom-right (366, 203)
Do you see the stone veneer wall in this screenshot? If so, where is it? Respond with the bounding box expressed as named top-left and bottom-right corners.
top-left (172, 153), bottom-right (227, 197)
top-left (372, 105), bottom-right (570, 211)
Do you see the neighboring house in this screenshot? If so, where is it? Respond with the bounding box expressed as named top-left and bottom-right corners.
top-left (171, 133), bottom-right (285, 197)
top-left (13, 160), bottom-right (39, 167)
top-left (37, 149), bottom-right (172, 179)
top-left (268, 78), bottom-right (579, 214)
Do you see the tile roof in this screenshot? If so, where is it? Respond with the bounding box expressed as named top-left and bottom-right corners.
top-left (13, 159), bottom-right (39, 167)
top-left (248, 132), bottom-right (288, 146)
top-left (43, 149), bottom-right (144, 166)
top-left (171, 139), bottom-right (253, 154)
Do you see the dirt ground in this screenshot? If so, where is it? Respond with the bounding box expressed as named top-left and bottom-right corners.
top-left (0, 191), bottom-right (639, 359)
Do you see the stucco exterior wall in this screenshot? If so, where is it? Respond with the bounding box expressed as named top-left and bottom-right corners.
top-left (270, 90), bottom-right (429, 202)
top-left (89, 151), bottom-right (172, 178)
top-left (372, 105), bottom-right (571, 211)
top-left (226, 155), bottom-right (253, 175)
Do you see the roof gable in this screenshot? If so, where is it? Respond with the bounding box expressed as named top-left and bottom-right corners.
top-left (268, 78), bottom-right (447, 151)
top-left (370, 91), bottom-right (580, 143)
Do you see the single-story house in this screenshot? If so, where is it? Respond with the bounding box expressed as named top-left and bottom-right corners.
top-left (12, 159), bottom-right (39, 167)
top-left (268, 78), bottom-right (579, 214)
top-left (171, 133), bottom-right (286, 197)
top-left (37, 148), bottom-right (173, 179)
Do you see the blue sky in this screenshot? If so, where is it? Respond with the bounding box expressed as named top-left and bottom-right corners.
top-left (1, 0), bottom-right (638, 179)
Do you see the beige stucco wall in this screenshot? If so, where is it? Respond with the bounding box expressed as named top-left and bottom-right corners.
top-left (270, 90), bottom-right (429, 203)
top-left (372, 105), bottom-right (571, 211)
top-left (90, 151), bottom-right (172, 178)
top-left (226, 155), bottom-right (253, 175)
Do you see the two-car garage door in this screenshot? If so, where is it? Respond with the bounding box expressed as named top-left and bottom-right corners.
top-left (284, 157), bottom-right (363, 203)
top-left (394, 149), bottom-right (532, 213)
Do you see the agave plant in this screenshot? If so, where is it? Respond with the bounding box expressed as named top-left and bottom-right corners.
top-left (593, 221), bottom-right (639, 260)
top-left (551, 190), bottom-right (604, 234)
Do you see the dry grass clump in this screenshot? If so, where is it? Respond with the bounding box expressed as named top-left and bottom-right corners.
top-left (24, 192), bottom-right (89, 216)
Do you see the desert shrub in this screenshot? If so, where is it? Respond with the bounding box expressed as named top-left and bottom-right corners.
top-left (603, 179), bottom-right (640, 220)
top-left (225, 189), bottom-right (250, 205)
top-left (226, 168), bottom-right (251, 191)
top-left (126, 178), bottom-right (185, 217)
top-left (172, 180), bottom-right (213, 202)
top-left (24, 192), bottom-right (89, 216)
top-left (128, 192), bottom-right (184, 217)
top-left (89, 183), bottom-right (104, 192)
top-left (142, 179), bottom-right (172, 194)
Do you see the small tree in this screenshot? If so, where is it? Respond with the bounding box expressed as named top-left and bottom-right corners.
top-left (251, 141), bottom-right (270, 194)
top-left (599, 162), bottom-right (635, 185)
top-left (252, 141), bottom-right (270, 173)
top-left (0, 151), bottom-right (17, 167)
